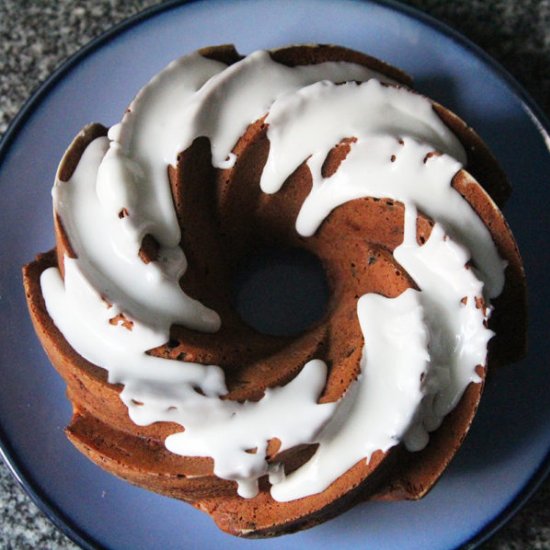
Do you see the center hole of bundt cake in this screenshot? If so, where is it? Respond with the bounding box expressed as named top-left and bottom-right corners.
top-left (231, 247), bottom-right (329, 337)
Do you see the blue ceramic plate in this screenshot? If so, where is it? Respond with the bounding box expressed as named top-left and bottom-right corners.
top-left (0, 1), bottom-right (549, 548)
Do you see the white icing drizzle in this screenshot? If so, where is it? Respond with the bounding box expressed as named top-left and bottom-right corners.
top-left (165, 359), bottom-right (335, 498)
top-left (272, 289), bottom-right (429, 501)
top-left (40, 47), bottom-right (503, 502)
top-left (266, 80), bottom-right (504, 298)
top-left (396, 206), bottom-right (492, 448)
top-left (261, 79), bottom-right (466, 193)
top-left (101, 52), bottom-right (228, 249)
top-left (173, 50), bottom-right (396, 170)
top-left (59, 52), bottom-right (227, 334)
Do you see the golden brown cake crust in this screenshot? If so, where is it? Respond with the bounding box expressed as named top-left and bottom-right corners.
top-left (23, 44), bottom-right (526, 537)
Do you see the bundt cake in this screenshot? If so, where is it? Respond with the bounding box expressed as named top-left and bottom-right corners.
top-left (23, 44), bottom-right (526, 537)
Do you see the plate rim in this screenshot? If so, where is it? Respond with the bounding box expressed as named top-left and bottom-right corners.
top-left (0, 0), bottom-right (548, 548)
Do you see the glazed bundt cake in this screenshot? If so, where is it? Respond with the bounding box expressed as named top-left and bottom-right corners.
top-left (23, 44), bottom-right (526, 537)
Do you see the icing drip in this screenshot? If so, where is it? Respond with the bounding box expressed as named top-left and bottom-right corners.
top-left (173, 50), bottom-right (397, 169)
top-left (40, 47), bottom-right (503, 502)
top-left (103, 52), bottom-right (227, 248)
top-left (396, 208), bottom-right (491, 447)
top-left (165, 359), bottom-right (335, 498)
top-left (272, 288), bottom-right (429, 501)
top-left (266, 80), bottom-right (504, 298)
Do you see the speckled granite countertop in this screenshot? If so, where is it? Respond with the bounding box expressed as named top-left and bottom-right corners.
top-left (0, 1), bottom-right (548, 548)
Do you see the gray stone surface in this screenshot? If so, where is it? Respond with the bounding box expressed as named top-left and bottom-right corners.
top-left (0, 0), bottom-right (548, 548)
